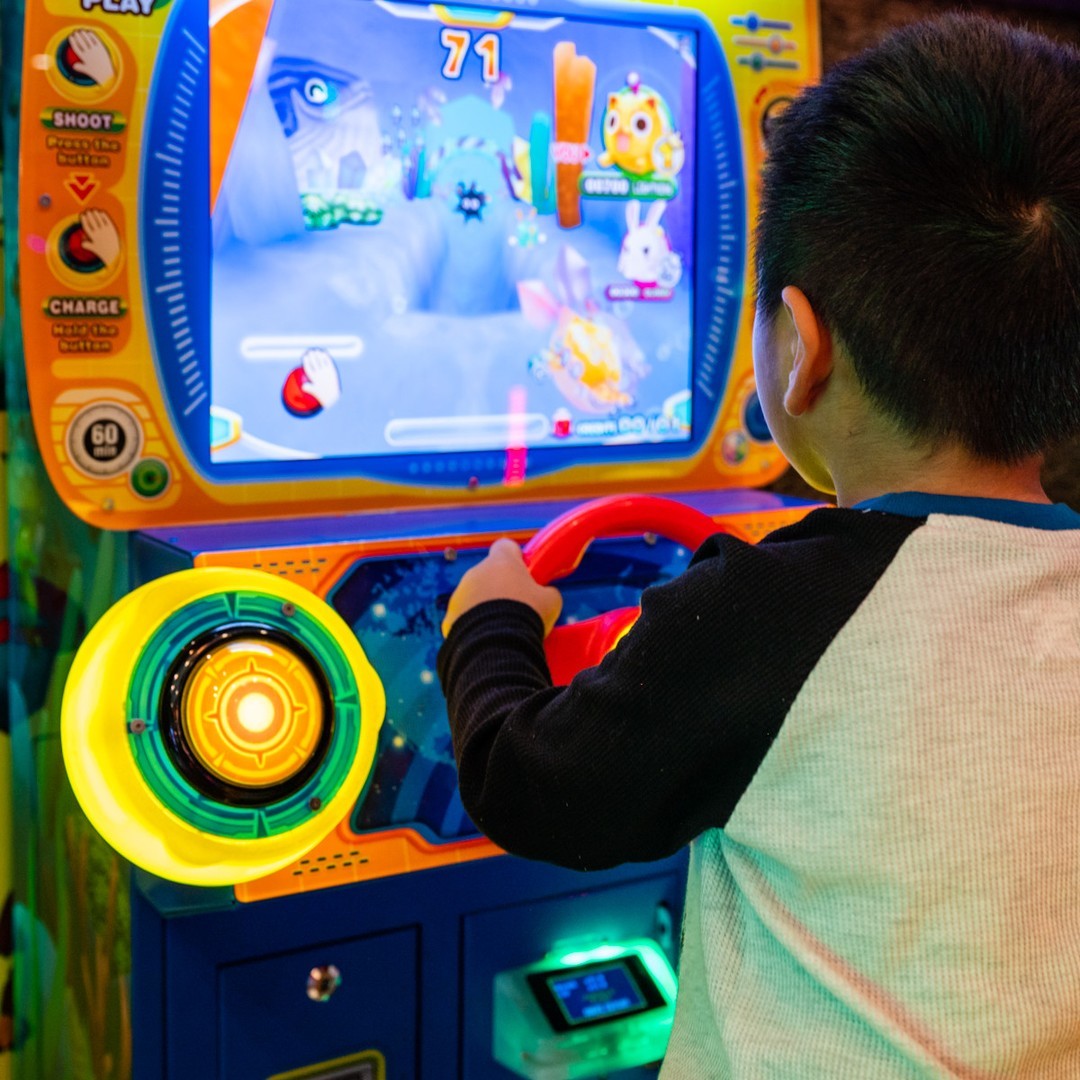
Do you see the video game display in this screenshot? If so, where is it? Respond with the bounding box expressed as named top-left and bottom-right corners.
top-left (210, 0), bottom-right (698, 465)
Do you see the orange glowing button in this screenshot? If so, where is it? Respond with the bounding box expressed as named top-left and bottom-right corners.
top-left (181, 637), bottom-right (326, 789)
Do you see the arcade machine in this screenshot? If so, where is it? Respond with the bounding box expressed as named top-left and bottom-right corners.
top-left (6, 0), bottom-right (819, 1076)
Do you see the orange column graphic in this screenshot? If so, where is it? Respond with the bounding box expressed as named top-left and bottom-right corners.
top-left (552, 41), bottom-right (595, 229)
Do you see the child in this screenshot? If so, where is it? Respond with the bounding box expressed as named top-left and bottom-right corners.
top-left (438, 15), bottom-right (1080, 1077)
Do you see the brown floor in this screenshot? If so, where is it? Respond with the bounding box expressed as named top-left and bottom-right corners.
top-left (764, 0), bottom-right (1080, 508)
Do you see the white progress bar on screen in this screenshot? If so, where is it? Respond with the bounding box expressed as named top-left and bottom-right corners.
top-left (384, 413), bottom-right (550, 450)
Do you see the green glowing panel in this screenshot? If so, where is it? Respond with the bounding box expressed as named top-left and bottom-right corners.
top-left (493, 938), bottom-right (677, 1079)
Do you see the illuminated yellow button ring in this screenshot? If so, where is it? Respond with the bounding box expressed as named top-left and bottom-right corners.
top-left (162, 627), bottom-right (333, 807)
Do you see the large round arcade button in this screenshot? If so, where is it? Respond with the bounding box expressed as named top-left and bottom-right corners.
top-left (61, 568), bottom-right (385, 887)
top-left (59, 220), bottom-right (106, 274)
top-left (172, 630), bottom-right (330, 796)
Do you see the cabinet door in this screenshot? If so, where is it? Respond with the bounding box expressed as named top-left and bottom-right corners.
top-left (217, 928), bottom-right (418, 1080)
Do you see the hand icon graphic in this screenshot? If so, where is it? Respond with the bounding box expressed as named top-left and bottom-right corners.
top-left (299, 349), bottom-right (342, 410)
top-left (68, 29), bottom-right (116, 89)
top-left (80, 209), bottom-right (121, 270)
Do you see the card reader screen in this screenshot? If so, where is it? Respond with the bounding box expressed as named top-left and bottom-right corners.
top-left (548, 961), bottom-right (646, 1025)
top-left (527, 953), bottom-right (666, 1032)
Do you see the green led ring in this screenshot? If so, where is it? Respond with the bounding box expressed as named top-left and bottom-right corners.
top-left (127, 591), bottom-right (362, 840)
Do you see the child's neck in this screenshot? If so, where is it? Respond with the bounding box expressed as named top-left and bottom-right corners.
top-left (831, 445), bottom-right (1049, 510)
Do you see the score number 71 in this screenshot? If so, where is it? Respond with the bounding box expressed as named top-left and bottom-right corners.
top-left (440, 28), bottom-right (502, 84)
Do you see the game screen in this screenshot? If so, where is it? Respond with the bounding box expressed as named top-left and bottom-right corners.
top-left (210, 0), bottom-right (698, 466)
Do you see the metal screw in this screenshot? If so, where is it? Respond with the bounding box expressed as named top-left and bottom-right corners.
top-left (128, 719), bottom-right (148, 734)
top-left (443, 547), bottom-right (457, 562)
top-left (102, 498), bottom-right (115, 512)
top-left (643, 532), bottom-right (658, 546)
top-left (38, 194), bottom-right (51, 209)
top-left (281, 602), bottom-right (296, 618)
top-left (308, 796), bottom-right (322, 812)
top-left (306, 964), bottom-right (341, 1002)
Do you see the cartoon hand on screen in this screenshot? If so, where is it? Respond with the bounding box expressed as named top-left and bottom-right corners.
top-left (300, 349), bottom-right (342, 410)
top-left (68, 29), bottom-right (116, 89)
top-left (80, 209), bottom-right (122, 270)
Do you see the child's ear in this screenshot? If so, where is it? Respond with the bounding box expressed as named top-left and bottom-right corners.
top-left (780, 286), bottom-right (833, 416)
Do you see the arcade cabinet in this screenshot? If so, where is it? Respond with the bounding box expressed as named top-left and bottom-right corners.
top-left (5, 0), bottom-right (819, 1076)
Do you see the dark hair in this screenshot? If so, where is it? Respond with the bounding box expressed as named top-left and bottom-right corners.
top-left (756, 14), bottom-right (1080, 461)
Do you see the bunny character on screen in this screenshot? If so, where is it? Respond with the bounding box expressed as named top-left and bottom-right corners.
top-left (520, 245), bottom-right (648, 412)
top-left (617, 199), bottom-right (683, 291)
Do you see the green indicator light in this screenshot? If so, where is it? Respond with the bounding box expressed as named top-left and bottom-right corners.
top-left (130, 457), bottom-right (170, 498)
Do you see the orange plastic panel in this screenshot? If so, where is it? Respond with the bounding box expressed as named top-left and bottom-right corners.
top-left (19, 0), bottom-right (822, 529)
top-left (217, 499), bottom-right (819, 902)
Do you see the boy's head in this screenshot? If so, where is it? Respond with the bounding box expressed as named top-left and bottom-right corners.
top-left (754, 14), bottom-right (1080, 472)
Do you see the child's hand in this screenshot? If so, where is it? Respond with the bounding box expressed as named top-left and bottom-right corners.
top-left (442, 538), bottom-right (563, 637)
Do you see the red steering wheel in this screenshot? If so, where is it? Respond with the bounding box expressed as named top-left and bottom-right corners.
top-left (522, 495), bottom-right (749, 685)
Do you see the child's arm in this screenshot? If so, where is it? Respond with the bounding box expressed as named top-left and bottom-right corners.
top-left (437, 532), bottom-right (781, 871)
top-left (437, 507), bottom-right (920, 871)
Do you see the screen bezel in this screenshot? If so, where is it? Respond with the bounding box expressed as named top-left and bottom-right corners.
top-left (141, 0), bottom-right (745, 489)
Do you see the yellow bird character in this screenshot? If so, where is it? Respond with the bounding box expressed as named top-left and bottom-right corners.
top-left (598, 72), bottom-right (683, 179)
